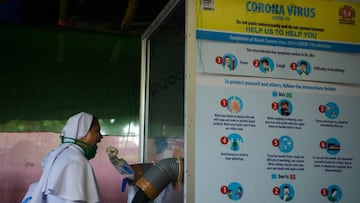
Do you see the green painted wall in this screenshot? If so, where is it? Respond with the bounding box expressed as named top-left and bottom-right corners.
top-left (0, 24), bottom-right (141, 133)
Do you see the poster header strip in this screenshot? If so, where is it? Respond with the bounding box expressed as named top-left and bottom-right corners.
top-left (196, 30), bottom-right (360, 53)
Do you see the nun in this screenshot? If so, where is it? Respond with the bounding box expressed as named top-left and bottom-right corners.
top-left (22, 112), bottom-right (103, 203)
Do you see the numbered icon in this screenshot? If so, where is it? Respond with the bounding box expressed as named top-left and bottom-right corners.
top-left (319, 140), bottom-right (327, 149)
top-left (221, 54), bottom-right (238, 71)
top-left (222, 182), bottom-right (244, 201)
top-left (279, 184), bottom-right (295, 202)
top-left (220, 99), bottom-right (228, 107)
top-left (323, 185), bottom-right (342, 202)
top-left (324, 102), bottom-right (339, 119)
top-left (272, 139), bottom-right (279, 147)
top-left (220, 185), bottom-right (229, 194)
top-left (296, 60), bottom-right (311, 76)
top-left (324, 138), bottom-right (341, 155)
top-left (215, 56), bottom-right (223, 64)
top-left (259, 57), bottom-right (274, 74)
top-left (319, 105), bottom-right (326, 113)
top-left (277, 99), bottom-right (293, 116)
top-left (228, 133), bottom-right (243, 151)
top-left (273, 186), bottom-right (280, 195)
top-left (227, 96), bottom-right (243, 113)
top-left (253, 59), bottom-right (260, 68)
top-left (278, 135), bottom-right (294, 153)
top-left (272, 102), bottom-right (279, 110)
top-left (220, 136), bottom-right (229, 145)
top-left (321, 188), bottom-right (328, 196)
top-left (290, 62), bottom-right (297, 70)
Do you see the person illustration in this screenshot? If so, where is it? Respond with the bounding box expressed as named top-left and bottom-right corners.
top-left (222, 54), bottom-right (238, 71)
top-left (223, 56), bottom-right (232, 71)
top-left (328, 188), bottom-right (339, 203)
top-left (298, 61), bottom-right (309, 76)
top-left (236, 186), bottom-right (243, 199)
top-left (228, 133), bottom-right (243, 151)
top-left (327, 186), bottom-right (342, 203)
top-left (227, 189), bottom-right (233, 200)
top-left (280, 101), bottom-right (291, 116)
top-left (22, 112), bottom-right (103, 203)
top-left (281, 186), bottom-right (293, 202)
top-left (230, 138), bottom-right (240, 151)
top-left (261, 58), bottom-right (271, 73)
top-left (227, 183), bottom-right (243, 200)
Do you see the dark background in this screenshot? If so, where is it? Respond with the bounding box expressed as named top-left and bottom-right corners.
top-left (0, 0), bottom-right (170, 131)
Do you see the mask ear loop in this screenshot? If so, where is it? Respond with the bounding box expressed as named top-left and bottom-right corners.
top-left (60, 135), bottom-right (66, 143)
top-left (60, 135), bottom-right (77, 144)
top-left (60, 135), bottom-right (94, 147)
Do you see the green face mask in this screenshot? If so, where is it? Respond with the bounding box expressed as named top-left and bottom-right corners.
top-left (60, 136), bottom-right (96, 160)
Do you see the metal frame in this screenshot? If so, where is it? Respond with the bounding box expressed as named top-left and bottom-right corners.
top-left (139, 0), bottom-right (184, 162)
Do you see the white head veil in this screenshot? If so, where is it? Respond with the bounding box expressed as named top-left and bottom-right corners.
top-left (61, 112), bottom-right (94, 141)
top-left (27, 112), bottom-right (94, 203)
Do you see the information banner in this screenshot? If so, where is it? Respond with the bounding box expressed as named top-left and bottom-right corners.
top-left (196, 0), bottom-right (360, 84)
top-left (195, 75), bottom-right (360, 202)
top-left (194, 0), bottom-right (360, 202)
top-left (197, 0), bottom-right (360, 43)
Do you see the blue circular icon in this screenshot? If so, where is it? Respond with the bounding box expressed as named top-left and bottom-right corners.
top-left (296, 60), bottom-right (311, 76)
top-left (326, 138), bottom-right (341, 155)
top-left (279, 135), bottom-right (294, 153)
top-left (227, 96), bottom-right (243, 113)
top-left (279, 184), bottom-right (295, 202)
top-left (260, 57), bottom-right (274, 74)
top-left (228, 133), bottom-right (243, 151)
top-left (222, 54), bottom-right (238, 71)
top-left (327, 185), bottom-right (342, 202)
top-left (324, 102), bottom-right (339, 119)
top-left (227, 182), bottom-right (243, 200)
top-left (278, 99), bottom-right (293, 116)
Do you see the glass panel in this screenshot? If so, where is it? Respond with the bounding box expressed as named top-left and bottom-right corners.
top-left (144, 1), bottom-right (185, 203)
top-left (147, 1), bottom-right (185, 162)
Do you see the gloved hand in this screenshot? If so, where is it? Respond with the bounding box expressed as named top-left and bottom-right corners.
top-left (106, 146), bottom-right (134, 180)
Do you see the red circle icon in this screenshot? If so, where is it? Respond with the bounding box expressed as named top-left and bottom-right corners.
top-left (272, 102), bottom-right (279, 110)
top-left (273, 187), bottom-right (280, 195)
top-left (220, 185), bottom-right (229, 194)
top-left (290, 62), bottom-right (297, 70)
top-left (253, 59), bottom-right (260, 68)
top-left (320, 141), bottom-right (326, 149)
top-left (321, 188), bottom-right (328, 196)
top-left (272, 139), bottom-right (279, 147)
top-left (220, 99), bottom-right (228, 107)
top-left (216, 56), bottom-right (223, 64)
top-left (319, 105), bottom-right (326, 113)
top-left (220, 136), bottom-right (229, 145)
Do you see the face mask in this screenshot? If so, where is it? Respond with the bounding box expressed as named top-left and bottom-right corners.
top-left (60, 136), bottom-right (96, 160)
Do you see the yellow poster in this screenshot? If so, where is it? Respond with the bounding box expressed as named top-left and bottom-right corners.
top-left (197, 0), bottom-right (359, 44)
